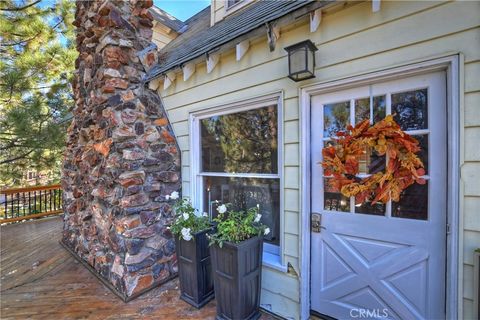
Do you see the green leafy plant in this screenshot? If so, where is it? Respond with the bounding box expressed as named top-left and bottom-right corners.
top-left (209, 204), bottom-right (270, 248)
top-left (168, 191), bottom-right (211, 241)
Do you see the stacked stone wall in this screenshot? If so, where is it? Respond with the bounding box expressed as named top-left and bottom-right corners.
top-left (62, 0), bottom-right (180, 298)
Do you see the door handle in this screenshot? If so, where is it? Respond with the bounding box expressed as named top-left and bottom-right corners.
top-left (311, 212), bottom-right (326, 233)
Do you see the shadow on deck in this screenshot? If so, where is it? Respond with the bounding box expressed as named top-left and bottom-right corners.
top-left (0, 217), bottom-right (276, 319)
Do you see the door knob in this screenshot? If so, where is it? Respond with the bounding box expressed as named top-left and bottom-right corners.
top-left (311, 212), bottom-right (323, 233)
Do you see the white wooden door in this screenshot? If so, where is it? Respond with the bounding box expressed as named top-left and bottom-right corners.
top-left (310, 72), bottom-right (447, 320)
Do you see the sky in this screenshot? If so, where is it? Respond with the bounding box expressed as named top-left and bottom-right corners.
top-left (153, 0), bottom-right (210, 22)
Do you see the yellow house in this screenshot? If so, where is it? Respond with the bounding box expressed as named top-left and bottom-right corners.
top-left (146, 1), bottom-right (480, 319)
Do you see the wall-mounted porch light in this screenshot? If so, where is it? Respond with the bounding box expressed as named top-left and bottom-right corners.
top-left (284, 40), bottom-right (318, 82)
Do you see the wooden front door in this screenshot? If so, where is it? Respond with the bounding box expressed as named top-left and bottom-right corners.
top-left (310, 72), bottom-right (447, 320)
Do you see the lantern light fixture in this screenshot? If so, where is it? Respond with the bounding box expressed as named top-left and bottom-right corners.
top-left (284, 40), bottom-right (318, 82)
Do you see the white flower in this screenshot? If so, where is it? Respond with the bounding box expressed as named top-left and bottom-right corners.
top-left (254, 214), bottom-right (262, 223)
top-left (217, 204), bottom-right (227, 214)
top-left (203, 212), bottom-right (208, 217)
top-left (170, 191), bottom-right (179, 200)
top-left (182, 212), bottom-right (189, 220)
top-left (181, 227), bottom-right (192, 241)
top-left (257, 204), bottom-right (260, 209)
top-left (165, 195), bottom-right (170, 200)
top-left (264, 227), bottom-right (270, 236)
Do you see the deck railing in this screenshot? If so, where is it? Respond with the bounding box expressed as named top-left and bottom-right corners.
top-left (0, 184), bottom-right (63, 223)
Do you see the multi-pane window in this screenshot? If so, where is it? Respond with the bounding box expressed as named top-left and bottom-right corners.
top-left (198, 104), bottom-right (280, 246)
top-left (323, 88), bottom-right (429, 220)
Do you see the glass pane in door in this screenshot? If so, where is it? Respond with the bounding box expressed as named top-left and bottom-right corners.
top-left (355, 95), bottom-right (386, 124)
top-left (355, 198), bottom-right (385, 215)
top-left (323, 178), bottom-right (350, 212)
top-left (392, 182), bottom-right (429, 220)
top-left (323, 101), bottom-right (350, 137)
top-left (392, 89), bottom-right (428, 131)
top-left (413, 134), bottom-right (429, 174)
top-left (357, 147), bottom-right (386, 175)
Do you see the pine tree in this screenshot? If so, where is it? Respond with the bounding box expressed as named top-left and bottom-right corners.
top-left (0, 0), bottom-right (77, 186)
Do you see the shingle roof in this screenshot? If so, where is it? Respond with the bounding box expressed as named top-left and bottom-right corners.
top-left (167, 5), bottom-right (211, 49)
top-left (149, 6), bottom-right (185, 33)
top-left (146, 0), bottom-right (320, 81)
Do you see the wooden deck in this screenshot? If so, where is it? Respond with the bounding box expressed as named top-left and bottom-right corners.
top-left (0, 217), bottom-right (276, 319)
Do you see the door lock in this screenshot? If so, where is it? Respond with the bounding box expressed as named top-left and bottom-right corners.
top-left (311, 213), bottom-right (322, 233)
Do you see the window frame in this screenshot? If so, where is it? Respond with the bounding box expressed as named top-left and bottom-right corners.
top-left (320, 86), bottom-right (431, 219)
top-left (190, 92), bottom-right (285, 270)
top-left (226, 0), bottom-right (243, 10)
top-left (299, 55), bottom-right (460, 320)
top-left (223, 0), bottom-right (254, 17)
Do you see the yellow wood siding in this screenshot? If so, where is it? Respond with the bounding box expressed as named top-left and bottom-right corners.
top-left (465, 92), bottom-right (480, 127)
top-left (159, 1), bottom-right (480, 318)
top-left (151, 24), bottom-right (177, 50)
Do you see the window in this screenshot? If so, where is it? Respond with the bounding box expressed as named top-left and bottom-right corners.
top-left (226, 0), bottom-right (243, 9)
top-left (224, 0), bottom-right (254, 16)
top-left (193, 98), bottom-right (281, 247)
top-left (321, 87), bottom-right (430, 220)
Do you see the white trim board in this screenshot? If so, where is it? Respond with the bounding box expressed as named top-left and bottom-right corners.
top-left (299, 54), bottom-right (461, 320)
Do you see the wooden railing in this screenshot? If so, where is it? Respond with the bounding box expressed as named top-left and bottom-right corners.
top-left (0, 184), bottom-right (63, 223)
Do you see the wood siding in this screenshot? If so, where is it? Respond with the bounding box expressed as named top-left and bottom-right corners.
top-left (211, 0), bottom-right (225, 25)
top-left (152, 24), bottom-right (177, 50)
top-left (159, 1), bottom-right (480, 318)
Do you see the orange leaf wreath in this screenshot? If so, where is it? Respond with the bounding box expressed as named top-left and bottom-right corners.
top-left (321, 115), bottom-right (425, 205)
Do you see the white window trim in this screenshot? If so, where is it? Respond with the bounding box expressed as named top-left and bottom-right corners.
top-left (223, 0), bottom-right (254, 17)
top-left (299, 54), bottom-right (461, 319)
top-left (189, 92), bottom-right (286, 272)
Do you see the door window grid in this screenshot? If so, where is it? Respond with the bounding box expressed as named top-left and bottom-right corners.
top-left (321, 87), bottom-right (430, 219)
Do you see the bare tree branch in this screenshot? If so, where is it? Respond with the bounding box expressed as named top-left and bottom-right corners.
top-left (0, 150), bottom-right (34, 164)
top-left (0, 0), bottom-right (42, 12)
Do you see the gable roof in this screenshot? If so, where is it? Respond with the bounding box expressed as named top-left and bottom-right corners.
top-left (149, 6), bottom-right (185, 32)
top-left (170, 5), bottom-right (211, 46)
top-left (146, 0), bottom-right (325, 81)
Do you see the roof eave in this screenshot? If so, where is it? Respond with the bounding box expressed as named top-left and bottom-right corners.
top-left (145, 0), bottom-right (334, 83)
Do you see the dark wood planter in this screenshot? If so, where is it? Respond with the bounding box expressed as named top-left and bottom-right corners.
top-left (175, 228), bottom-right (214, 308)
top-left (210, 236), bottom-right (264, 320)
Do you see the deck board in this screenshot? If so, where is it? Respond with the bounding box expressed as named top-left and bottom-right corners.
top-left (0, 217), bottom-right (275, 319)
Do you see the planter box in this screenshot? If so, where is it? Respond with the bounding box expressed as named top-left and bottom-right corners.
top-left (175, 229), bottom-right (214, 308)
top-left (210, 236), bottom-right (264, 320)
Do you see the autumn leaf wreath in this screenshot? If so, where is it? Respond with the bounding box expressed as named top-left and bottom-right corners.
top-left (321, 115), bottom-right (425, 205)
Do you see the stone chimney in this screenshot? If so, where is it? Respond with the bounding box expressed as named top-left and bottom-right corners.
top-left (62, 0), bottom-right (181, 300)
